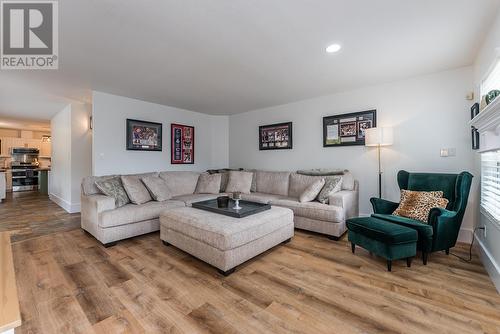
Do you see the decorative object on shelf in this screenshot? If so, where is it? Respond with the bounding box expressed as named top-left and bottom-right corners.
top-left (259, 122), bottom-right (292, 150)
top-left (217, 196), bottom-right (229, 208)
top-left (171, 123), bottom-right (194, 164)
top-left (323, 110), bottom-right (376, 147)
top-left (232, 192), bottom-right (242, 210)
top-left (486, 90), bottom-right (500, 105)
top-left (470, 102), bottom-right (480, 120)
top-left (471, 103), bottom-right (480, 150)
top-left (126, 119), bottom-right (162, 151)
top-left (365, 127), bottom-right (393, 198)
top-left (480, 95), bottom-right (488, 110)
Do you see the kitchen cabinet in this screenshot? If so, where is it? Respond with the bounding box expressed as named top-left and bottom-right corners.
top-left (5, 170), bottom-right (11, 191)
top-left (0, 137), bottom-right (51, 158)
top-left (40, 141), bottom-right (51, 158)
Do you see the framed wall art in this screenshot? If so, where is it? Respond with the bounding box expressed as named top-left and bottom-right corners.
top-left (323, 110), bottom-right (377, 147)
top-left (259, 122), bottom-right (293, 150)
top-left (171, 123), bottom-right (195, 164)
top-left (126, 119), bottom-right (162, 151)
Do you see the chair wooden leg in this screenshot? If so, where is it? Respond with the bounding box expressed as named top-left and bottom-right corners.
top-left (162, 240), bottom-right (169, 246)
top-left (351, 243), bottom-right (355, 254)
top-left (407, 257), bottom-right (412, 267)
top-left (387, 260), bottom-right (392, 272)
top-left (218, 268), bottom-right (235, 276)
top-left (423, 252), bottom-right (428, 265)
top-left (445, 249), bottom-right (450, 255)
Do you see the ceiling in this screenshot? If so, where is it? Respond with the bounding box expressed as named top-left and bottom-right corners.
top-left (0, 0), bottom-right (499, 120)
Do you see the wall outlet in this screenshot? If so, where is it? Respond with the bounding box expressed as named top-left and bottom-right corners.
top-left (440, 148), bottom-right (456, 157)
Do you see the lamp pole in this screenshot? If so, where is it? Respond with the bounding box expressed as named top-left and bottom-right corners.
top-left (377, 144), bottom-right (382, 198)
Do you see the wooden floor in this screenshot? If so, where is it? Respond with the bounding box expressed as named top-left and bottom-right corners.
top-left (0, 192), bottom-right (80, 243)
top-left (3, 193), bottom-right (500, 333)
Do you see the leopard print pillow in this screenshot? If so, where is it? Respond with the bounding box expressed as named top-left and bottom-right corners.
top-left (393, 190), bottom-right (448, 223)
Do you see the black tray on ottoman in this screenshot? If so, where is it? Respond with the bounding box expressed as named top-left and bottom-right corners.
top-left (192, 199), bottom-right (271, 218)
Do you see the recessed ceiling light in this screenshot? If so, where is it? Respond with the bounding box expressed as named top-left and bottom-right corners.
top-left (326, 44), bottom-right (342, 53)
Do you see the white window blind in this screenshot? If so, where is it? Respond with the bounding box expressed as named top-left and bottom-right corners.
top-left (481, 59), bottom-right (500, 96)
top-left (481, 151), bottom-right (500, 223)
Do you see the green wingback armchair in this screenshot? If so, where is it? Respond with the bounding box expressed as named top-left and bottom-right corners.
top-left (370, 170), bottom-right (473, 264)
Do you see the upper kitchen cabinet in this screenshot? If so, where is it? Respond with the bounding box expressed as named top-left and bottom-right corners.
top-left (40, 141), bottom-right (51, 158)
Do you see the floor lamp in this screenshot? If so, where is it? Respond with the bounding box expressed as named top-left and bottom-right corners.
top-left (365, 127), bottom-right (393, 198)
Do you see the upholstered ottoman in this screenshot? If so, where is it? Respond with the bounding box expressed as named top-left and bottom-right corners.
top-left (160, 206), bottom-right (294, 275)
top-left (346, 217), bottom-right (418, 271)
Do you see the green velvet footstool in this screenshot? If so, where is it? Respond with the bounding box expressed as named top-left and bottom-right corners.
top-left (346, 217), bottom-right (418, 271)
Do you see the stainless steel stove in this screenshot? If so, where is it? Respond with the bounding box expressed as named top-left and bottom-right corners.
top-left (10, 148), bottom-right (40, 192)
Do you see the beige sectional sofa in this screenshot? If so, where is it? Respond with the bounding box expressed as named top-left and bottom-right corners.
top-left (81, 169), bottom-right (358, 246)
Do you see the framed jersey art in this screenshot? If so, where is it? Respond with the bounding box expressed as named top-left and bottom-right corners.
top-left (171, 123), bottom-right (195, 164)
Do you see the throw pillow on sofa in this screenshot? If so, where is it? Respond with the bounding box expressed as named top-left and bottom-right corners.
top-left (316, 176), bottom-right (342, 204)
top-left (95, 176), bottom-right (130, 207)
top-left (393, 189), bottom-right (448, 222)
top-left (142, 175), bottom-right (172, 201)
top-left (299, 178), bottom-right (325, 203)
top-left (121, 175), bottom-right (153, 205)
top-left (225, 171), bottom-right (253, 194)
top-left (195, 173), bottom-right (222, 194)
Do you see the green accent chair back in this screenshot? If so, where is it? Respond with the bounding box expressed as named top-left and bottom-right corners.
top-left (371, 170), bottom-right (473, 260)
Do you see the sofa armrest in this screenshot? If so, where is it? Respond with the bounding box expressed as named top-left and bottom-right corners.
top-left (329, 190), bottom-right (359, 220)
top-left (80, 194), bottom-right (115, 233)
top-left (84, 194), bottom-right (116, 213)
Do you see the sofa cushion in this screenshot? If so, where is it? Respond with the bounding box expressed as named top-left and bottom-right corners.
top-left (160, 206), bottom-right (293, 251)
top-left (82, 175), bottom-right (117, 195)
top-left (299, 178), bottom-right (325, 203)
top-left (240, 192), bottom-right (288, 204)
top-left (317, 176), bottom-right (342, 204)
top-left (225, 171), bottom-right (253, 194)
top-left (341, 171), bottom-right (355, 190)
top-left (172, 193), bottom-right (225, 206)
top-left (159, 171), bottom-right (200, 197)
top-left (195, 173), bottom-right (221, 194)
top-left (95, 177), bottom-right (130, 208)
top-left (256, 171), bottom-right (290, 196)
top-left (288, 173), bottom-right (325, 198)
top-left (142, 175), bottom-right (173, 201)
top-left (244, 169), bottom-right (258, 192)
top-left (271, 198), bottom-right (344, 222)
top-left (100, 200), bottom-right (185, 228)
top-left (371, 214), bottom-right (434, 239)
top-left (121, 173), bottom-right (157, 205)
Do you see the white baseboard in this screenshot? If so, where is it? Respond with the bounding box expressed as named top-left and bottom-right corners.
top-left (458, 227), bottom-right (473, 244)
top-left (475, 233), bottom-right (500, 293)
top-left (49, 193), bottom-right (81, 213)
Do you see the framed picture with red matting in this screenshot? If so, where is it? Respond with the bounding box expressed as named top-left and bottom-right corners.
top-left (171, 123), bottom-right (194, 164)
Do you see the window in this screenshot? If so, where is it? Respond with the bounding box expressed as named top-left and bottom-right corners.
top-left (481, 151), bottom-right (500, 222)
top-left (481, 58), bottom-right (500, 97)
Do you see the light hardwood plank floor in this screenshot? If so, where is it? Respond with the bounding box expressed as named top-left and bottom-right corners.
top-left (11, 227), bottom-right (500, 334)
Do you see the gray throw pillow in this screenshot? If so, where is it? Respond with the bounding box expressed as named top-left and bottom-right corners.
top-left (142, 175), bottom-right (172, 201)
top-left (195, 173), bottom-right (221, 194)
top-left (299, 178), bottom-right (325, 203)
top-left (95, 177), bottom-right (130, 207)
top-left (225, 171), bottom-right (253, 194)
top-left (121, 175), bottom-right (153, 205)
top-left (317, 176), bottom-right (342, 204)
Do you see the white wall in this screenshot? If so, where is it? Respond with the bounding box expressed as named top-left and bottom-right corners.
top-left (473, 11), bottom-right (500, 292)
top-left (229, 67), bottom-right (477, 241)
top-left (50, 103), bottom-right (92, 213)
top-left (92, 91), bottom-right (229, 176)
top-left (50, 104), bottom-right (72, 207)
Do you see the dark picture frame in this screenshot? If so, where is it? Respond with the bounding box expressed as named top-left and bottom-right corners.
top-left (471, 103), bottom-right (480, 150)
top-left (171, 123), bottom-right (195, 164)
top-left (259, 122), bottom-right (293, 150)
top-left (126, 119), bottom-right (162, 151)
top-left (323, 110), bottom-right (377, 147)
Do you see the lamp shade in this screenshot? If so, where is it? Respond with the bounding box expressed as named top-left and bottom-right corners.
top-left (365, 127), bottom-right (393, 147)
